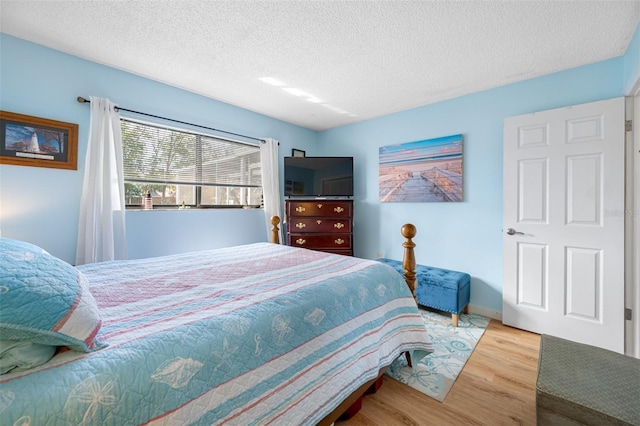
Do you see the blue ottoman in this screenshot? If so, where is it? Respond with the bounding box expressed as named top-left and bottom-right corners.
top-left (378, 258), bottom-right (470, 327)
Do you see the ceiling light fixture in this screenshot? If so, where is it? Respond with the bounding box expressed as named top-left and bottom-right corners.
top-left (260, 77), bottom-right (351, 115)
top-left (282, 87), bottom-right (308, 97)
top-left (321, 104), bottom-right (349, 114)
top-left (259, 77), bottom-right (286, 86)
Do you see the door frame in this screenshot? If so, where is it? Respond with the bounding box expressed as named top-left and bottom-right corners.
top-left (629, 77), bottom-right (640, 358)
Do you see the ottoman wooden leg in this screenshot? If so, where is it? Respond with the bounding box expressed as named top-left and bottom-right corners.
top-left (452, 314), bottom-right (459, 327)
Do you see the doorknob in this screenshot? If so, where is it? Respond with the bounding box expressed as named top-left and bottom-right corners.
top-left (506, 228), bottom-right (524, 236)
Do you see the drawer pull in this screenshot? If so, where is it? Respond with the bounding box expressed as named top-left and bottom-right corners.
top-left (334, 207), bottom-right (344, 213)
top-left (295, 206), bottom-right (306, 213)
top-left (334, 223), bottom-right (345, 229)
top-left (295, 222), bottom-right (306, 229)
top-left (335, 238), bottom-right (345, 245)
top-left (316, 220), bottom-right (322, 225)
top-left (296, 238), bottom-right (306, 245)
top-left (317, 204), bottom-right (323, 209)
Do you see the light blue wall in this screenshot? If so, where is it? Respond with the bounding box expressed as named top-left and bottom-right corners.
top-left (1, 22), bottom-right (637, 314)
top-left (0, 34), bottom-right (317, 264)
top-left (318, 57), bottom-right (627, 314)
top-left (624, 22), bottom-right (640, 94)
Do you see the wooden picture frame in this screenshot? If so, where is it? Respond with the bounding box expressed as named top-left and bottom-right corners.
top-left (0, 110), bottom-right (78, 170)
top-left (292, 148), bottom-right (306, 158)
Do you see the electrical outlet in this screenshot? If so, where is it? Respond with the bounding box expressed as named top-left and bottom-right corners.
top-left (376, 251), bottom-right (383, 259)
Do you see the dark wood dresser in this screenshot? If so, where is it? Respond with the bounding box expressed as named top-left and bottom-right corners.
top-left (286, 199), bottom-right (353, 256)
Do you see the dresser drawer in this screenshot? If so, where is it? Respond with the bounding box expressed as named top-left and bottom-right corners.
top-left (285, 199), bottom-right (353, 256)
top-left (312, 249), bottom-right (353, 256)
top-left (287, 201), bottom-right (352, 218)
top-left (288, 218), bottom-right (351, 233)
top-left (287, 233), bottom-right (352, 250)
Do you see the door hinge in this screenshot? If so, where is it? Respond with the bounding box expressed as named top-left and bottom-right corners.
top-left (626, 120), bottom-right (633, 132)
top-left (625, 308), bottom-right (632, 321)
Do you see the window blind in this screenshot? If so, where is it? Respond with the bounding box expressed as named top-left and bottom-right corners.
top-left (121, 119), bottom-right (261, 188)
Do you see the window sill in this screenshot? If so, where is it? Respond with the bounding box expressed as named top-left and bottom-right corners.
top-left (125, 206), bottom-right (263, 211)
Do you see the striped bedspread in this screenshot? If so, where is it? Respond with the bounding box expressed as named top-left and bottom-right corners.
top-left (1, 243), bottom-right (431, 425)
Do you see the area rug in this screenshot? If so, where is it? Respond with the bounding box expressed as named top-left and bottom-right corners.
top-left (385, 309), bottom-right (489, 402)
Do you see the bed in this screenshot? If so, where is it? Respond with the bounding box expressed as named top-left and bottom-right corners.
top-left (0, 218), bottom-right (430, 425)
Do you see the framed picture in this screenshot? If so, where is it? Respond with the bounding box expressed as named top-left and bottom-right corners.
top-left (379, 134), bottom-right (463, 202)
top-left (291, 148), bottom-right (306, 158)
top-left (0, 110), bottom-right (78, 170)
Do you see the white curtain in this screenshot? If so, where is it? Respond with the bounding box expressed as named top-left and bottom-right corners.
top-left (260, 138), bottom-right (283, 243)
top-left (75, 97), bottom-right (127, 265)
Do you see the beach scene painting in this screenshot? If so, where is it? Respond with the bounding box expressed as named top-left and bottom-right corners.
top-left (379, 134), bottom-right (463, 202)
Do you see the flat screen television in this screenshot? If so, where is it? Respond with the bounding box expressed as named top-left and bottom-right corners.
top-left (284, 156), bottom-right (353, 197)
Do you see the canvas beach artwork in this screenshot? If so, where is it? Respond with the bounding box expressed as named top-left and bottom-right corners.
top-left (379, 134), bottom-right (463, 202)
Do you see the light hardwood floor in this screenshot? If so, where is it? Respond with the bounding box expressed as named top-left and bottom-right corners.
top-left (337, 320), bottom-right (542, 426)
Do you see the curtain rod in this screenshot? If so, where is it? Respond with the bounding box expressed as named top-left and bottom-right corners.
top-left (76, 96), bottom-right (265, 143)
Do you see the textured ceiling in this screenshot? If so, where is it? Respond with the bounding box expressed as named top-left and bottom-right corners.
top-left (1, 1), bottom-right (639, 131)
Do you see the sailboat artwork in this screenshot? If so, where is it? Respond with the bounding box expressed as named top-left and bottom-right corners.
top-left (379, 134), bottom-right (463, 202)
top-left (0, 110), bottom-right (78, 170)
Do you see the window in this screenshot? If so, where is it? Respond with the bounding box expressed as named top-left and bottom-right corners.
top-left (121, 118), bottom-right (262, 208)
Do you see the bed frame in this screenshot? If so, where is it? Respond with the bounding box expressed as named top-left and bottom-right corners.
top-left (270, 216), bottom-right (418, 423)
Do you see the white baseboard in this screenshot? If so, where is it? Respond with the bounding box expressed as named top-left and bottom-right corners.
top-left (467, 304), bottom-right (502, 321)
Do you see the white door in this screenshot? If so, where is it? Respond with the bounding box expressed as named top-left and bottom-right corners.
top-left (503, 97), bottom-right (625, 353)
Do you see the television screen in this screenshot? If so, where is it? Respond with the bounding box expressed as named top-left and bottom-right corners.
top-left (284, 157), bottom-right (353, 197)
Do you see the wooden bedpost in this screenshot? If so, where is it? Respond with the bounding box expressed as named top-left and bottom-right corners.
top-left (401, 223), bottom-right (417, 304)
top-left (401, 223), bottom-right (418, 368)
top-left (270, 216), bottom-right (281, 244)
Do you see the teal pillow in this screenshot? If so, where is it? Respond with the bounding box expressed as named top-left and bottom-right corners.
top-left (0, 238), bottom-right (106, 353)
top-left (0, 340), bottom-right (57, 374)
